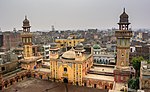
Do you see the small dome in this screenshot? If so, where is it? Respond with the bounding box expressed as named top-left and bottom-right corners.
top-left (93, 44), bottom-right (101, 49)
top-left (23, 16), bottom-right (30, 26)
top-left (75, 43), bottom-right (84, 50)
top-left (62, 48), bottom-right (76, 60)
top-left (85, 44), bottom-right (91, 48)
top-left (50, 43), bottom-right (57, 49)
top-left (119, 8), bottom-right (129, 23)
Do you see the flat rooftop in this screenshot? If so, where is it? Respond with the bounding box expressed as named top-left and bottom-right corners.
top-left (84, 74), bottom-right (114, 82)
top-left (35, 68), bottom-right (51, 73)
top-left (4, 78), bottom-right (108, 92)
top-left (113, 83), bottom-right (126, 91)
top-left (90, 66), bottom-right (114, 73)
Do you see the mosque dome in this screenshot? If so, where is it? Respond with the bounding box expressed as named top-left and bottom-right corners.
top-left (23, 16), bottom-right (30, 27)
top-left (62, 48), bottom-right (76, 60)
top-left (75, 43), bottom-right (84, 50)
top-left (119, 8), bottom-right (129, 23)
top-left (93, 44), bottom-right (101, 49)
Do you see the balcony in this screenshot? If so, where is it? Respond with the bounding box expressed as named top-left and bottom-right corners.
top-left (115, 30), bottom-right (132, 38)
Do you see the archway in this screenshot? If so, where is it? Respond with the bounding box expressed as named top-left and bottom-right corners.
top-left (63, 78), bottom-right (68, 83)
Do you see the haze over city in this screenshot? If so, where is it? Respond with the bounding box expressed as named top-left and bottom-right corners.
top-left (0, 0), bottom-right (150, 31)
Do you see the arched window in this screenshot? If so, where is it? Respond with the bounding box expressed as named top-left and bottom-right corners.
top-left (64, 67), bottom-right (67, 72)
top-left (106, 60), bottom-right (108, 64)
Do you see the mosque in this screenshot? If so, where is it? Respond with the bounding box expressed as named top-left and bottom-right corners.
top-left (0, 8), bottom-right (135, 92)
top-left (50, 8), bottom-right (135, 90)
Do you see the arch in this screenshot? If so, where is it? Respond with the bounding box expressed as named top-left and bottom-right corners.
top-left (40, 75), bottom-right (43, 79)
top-left (63, 78), bottom-right (68, 83)
top-left (102, 59), bottom-right (104, 64)
top-left (94, 84), bottom-right (97, 88)
top-left (58, 64), bottom-right (73, 81)
top-left (105, 85), bottom-right (107, 89)
top-left (64, 67), bottom-right (67, 72)
top-left (106, 60), bottom-right (108, 64)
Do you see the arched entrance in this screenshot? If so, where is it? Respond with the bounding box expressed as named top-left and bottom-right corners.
top-left (63, 78), bottom-right (68, 83)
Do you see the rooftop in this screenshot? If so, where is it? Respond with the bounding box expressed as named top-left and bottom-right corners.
top-left (35, 68), bottom-right (50, 73)
top-left (90, 66), bottom-right (114, 73)
top-left (83, 74), bottom-right (114, 82)
top-left (4, 78), bottom-right (108, 92)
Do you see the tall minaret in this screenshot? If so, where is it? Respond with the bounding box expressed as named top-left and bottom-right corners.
top-left (21, 16), bottom-right (33, 59)
top-left (115, 8), bottom-right (132, 68)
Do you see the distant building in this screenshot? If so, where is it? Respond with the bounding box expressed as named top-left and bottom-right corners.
top-left (0, 51), bottom-right (18, 74)
top-left (55, 34), bottom-right (84, 48)
top-left (0, 32), bottom-right (3, 48)
top-left (0, 31), bottom-right (21, 51)
top-left (42, 44), bottom-right (50, 61)
top-left (140, 61), bottom-right (150, 91)
top-left (93, 44), bottom-right (115, 64)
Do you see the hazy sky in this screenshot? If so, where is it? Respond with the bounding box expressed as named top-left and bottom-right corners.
top-left (0, 0), bottom-right (150, 31)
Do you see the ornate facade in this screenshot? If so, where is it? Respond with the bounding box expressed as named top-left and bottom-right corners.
top-left (50, 43), bottom-right (93, 86)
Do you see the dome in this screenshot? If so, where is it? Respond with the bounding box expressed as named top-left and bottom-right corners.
top-left (62, 48), bottom-right (76, 60)
top-left (93, 44), bottom-right (101, 49)
top-left (50, 43), bottom-right (57, 49)
top-left (119, 8), bottom-right (129, 23)
top-left (75, 43), bottom-right (84, 50)
top-left (23, 16), bottom-right (30, 27)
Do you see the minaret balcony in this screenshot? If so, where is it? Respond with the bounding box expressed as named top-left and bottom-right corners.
top-left (21, 33), bottom-right (32, 37)
top-left (115, 30), bottom-right (132, 38)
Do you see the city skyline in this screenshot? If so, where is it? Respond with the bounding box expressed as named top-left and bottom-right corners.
top-left (0, 0), bottom-right (150, 31)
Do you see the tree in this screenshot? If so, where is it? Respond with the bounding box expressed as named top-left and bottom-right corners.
top-left (131, 56), bottom-right (144, 77)
top-left (128, 77), bottom-right (139, 90)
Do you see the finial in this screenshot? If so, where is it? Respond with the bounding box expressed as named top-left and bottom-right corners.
top-left (70, 47), bottom-right (75, 51)
top-left (25, 15), bottom-right (27, 19)
top-left (123, 8), bottom-right (125, 13)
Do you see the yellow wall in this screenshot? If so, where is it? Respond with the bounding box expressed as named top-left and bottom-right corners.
top-left (55, 39), bottom-right (84, 48)
top-left (24, 45), bottom-right (33, 59)
top-left (57, 64), bottom-right (73, 82)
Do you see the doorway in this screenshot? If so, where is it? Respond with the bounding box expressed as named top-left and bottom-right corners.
top-left (63, 78), bottom-right (68, 83)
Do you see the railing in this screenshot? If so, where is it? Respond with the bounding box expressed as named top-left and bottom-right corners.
top-left (115, 30), bottom-right (132, 38)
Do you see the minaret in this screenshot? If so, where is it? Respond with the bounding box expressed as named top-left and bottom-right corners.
top-left (115, 8), bottom-right (132, 68)
top-left (21, 16), bottom-right (33, 59)
top-left (52, 25), bottom-right (55, 31)
top-left (50, 43), bottom-right (59, 80)
top-left (114, 8), bottom-right (133, 83)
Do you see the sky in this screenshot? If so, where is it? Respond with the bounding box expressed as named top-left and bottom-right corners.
top-left (0, 0), bottom-right (150, 31)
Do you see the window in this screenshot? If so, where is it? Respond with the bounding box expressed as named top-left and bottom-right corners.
top-left (84, 83), bottom-right (87, 86)
top-left (94, 84), bottom-right (97, 88)
top-left (121, 76), bottom-right (123, 80)
top-left (2, 67), bottom-right (5, 71)
top-left (64, 67), bottom-right (67, 72)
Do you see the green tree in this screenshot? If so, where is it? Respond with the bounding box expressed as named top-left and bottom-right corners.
top-left (131, 56), bottom-right (144, 77)
top-left (128, 77), bottom-right (139, 90)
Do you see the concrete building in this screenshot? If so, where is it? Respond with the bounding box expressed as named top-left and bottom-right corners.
top-left (140, 61), bottom-right (150, 92)
top-left (55, 34), bottom-right (84, 48)
top-left (0, 32), bottom-right (3, 48)
top-left (93, 44), bottom-right (115, 64)
top-left (0, 31), bottom-right (21, 51)
top-left (42, 45), bottom-right (50, 61)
